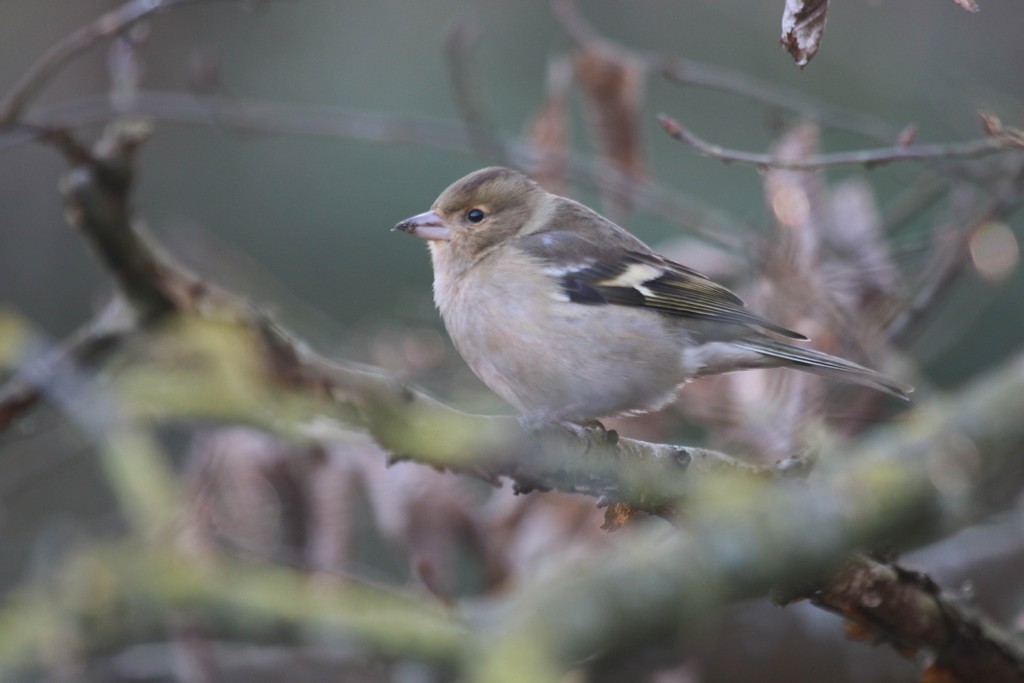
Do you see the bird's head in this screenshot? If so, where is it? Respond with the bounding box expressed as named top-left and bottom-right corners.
top-left (394, 167), bottom-right (547, 261)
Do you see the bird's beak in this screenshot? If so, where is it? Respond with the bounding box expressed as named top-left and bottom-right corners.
top-left (393, 210), bottom-right (450, 241)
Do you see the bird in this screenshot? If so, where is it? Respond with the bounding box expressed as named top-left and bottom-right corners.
top-left (393, 166), bottom-right (912, 426)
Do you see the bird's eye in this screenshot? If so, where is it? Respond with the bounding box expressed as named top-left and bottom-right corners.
top-left (466, 208), bottom-right (486, 224)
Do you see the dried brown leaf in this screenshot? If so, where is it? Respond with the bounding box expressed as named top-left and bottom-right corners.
top-left (979, 111), bottom-right (1024, 147)
top-left (950, 0), bottom-right (980, 13)
top-left (524, 55), bottom-right (573, 195)
top-left (725, 122), bottom-right (831, 459)
top-left (781, 0), bottom-right (829, 68)
top-left (979, 110), bottom-right (1003, 136)
top-left (764, 121), bottom-right (826, 276)
top-left (601, 502), bottom-right (641, 531)
top-left (843, 619), bottom-right (876, 642)
top-left (919, 664), bottom-right (962, 683)
top-left (675, 118), bottom-right (835, 458)
top-left (182, 428), bottom-right (322, 557)
top-left (574, 43), bottom-right (647, 215)
top-left (897, 123), bottom-right (918, 147)
top-left (827, 178), bottom-right (900, 304)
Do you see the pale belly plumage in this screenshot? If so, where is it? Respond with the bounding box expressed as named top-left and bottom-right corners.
top-left (433, 248), bottom-right (690, 422)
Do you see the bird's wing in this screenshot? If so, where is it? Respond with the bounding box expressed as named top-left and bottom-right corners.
top-left (513, 230), bottom-right (807, 340)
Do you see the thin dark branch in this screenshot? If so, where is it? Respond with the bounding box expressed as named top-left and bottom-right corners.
top-left (658, 113), bottom-right (1024, 170)
top-left (810, 555), bottom-right (1024, 683)
top-left (56, 122), bottom-right (185, 320)
top-left (444, 15), bottom-right (509, 164)
top-left (0, 301), bottom-right (129, 433)
top-left (0, 0), bottom-right (238, 126)
top-left (658, 57), bottom-right (900, 142)
top-left (885, 167), bottom-right (1024, 345)
top-left (4, 92), bottom-right (747, 250)
top-left (552, 0), bottom-right (900, 143)
top-left (881, 175), bottom-right (951, 233)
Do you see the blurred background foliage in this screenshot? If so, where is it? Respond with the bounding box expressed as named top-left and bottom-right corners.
top-left (2, 1), bottom-right (1024, 681)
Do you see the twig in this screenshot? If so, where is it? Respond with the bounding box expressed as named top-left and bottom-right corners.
top-left (444, 15), bottom-right (509, 164)
top-left (658, 57), bottom-right (901, 142)
top-left (552, 0), bottom-right (901, 143)
top-left (881, 175), bottom-right (951, 233)
top-left (658, 113), bottom-right (1024, 170)
top-left (0, 0), bottom-right (234, 126)
top-left (885, 168), bottom-right (1024, 345)
top-left (4, 91), bottom-right (747, 250)
top-left (0, 303), bottom-right (128, 432)
top-left (660, 112), bottom-right (1021, 169)
top-left (0, 542), bottom-right (467, 675)
top-left (57, 122), bottom-right (186, 320)
top-left (810, 555), bottom-right (1024, 682)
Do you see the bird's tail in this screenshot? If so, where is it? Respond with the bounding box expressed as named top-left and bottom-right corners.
top-left (734, 338), bottom-right (913, 400)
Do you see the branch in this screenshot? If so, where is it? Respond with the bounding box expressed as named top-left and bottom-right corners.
top-left (884, 165), bottom-right (1024, 345)
top-left (658, 113), bottom-right (1024, 170)
top-left (444, 15), bottom-right (509, 164)
top-left (552, 0), bottom-right (901, 143)
top-left (0, 542), bottom-right (466, 675)
top-left (811, 555), bottom-right (1024, 682)
top-left (4, 91), bottom-right (748, 250)
top-left (0, 301), bottom-right (129, 432)
top-left (470, 349), bottom-right (1024, 682)
top-left (0, 0), bottom-right (240, 126)
top-left (54, 123), bottom-right (185, 320)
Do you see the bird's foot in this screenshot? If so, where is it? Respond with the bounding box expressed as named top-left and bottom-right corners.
top-left (563, 419), bottom-right (618, 446)
top-left (516, 415), bottom-right (618, 448)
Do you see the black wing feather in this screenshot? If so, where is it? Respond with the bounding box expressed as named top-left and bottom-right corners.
top-left (516, 230), bottom-right (807, 341)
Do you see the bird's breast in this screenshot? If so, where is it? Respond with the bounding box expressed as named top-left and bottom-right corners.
top-left (431, 249), bottom-right (689, 419)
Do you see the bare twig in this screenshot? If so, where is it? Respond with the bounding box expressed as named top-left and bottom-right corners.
top-left (444, 15), bottom-right (508, 164)
top-left (553, 0), bottom-right (900, 143)
top-left (0, 0), bottom-right (235, 126)
top-left (885, 165), bottom-right (1024, 345)
top-left (4, 91), bottom-right (747, 250)
top-left (811, 555), bottom-right (1024, 682)
top-left (0, 302), bottom-right (128, 432)
top-left (57, 122), bottom-right (186, 320)
top-left (658, 58), bottom-right (900, 142)
top-left (658, 113), bottom-right (1024, 170)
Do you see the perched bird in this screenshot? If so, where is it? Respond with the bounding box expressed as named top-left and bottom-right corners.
top-left (394, 167), bottom-right (911, 425)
